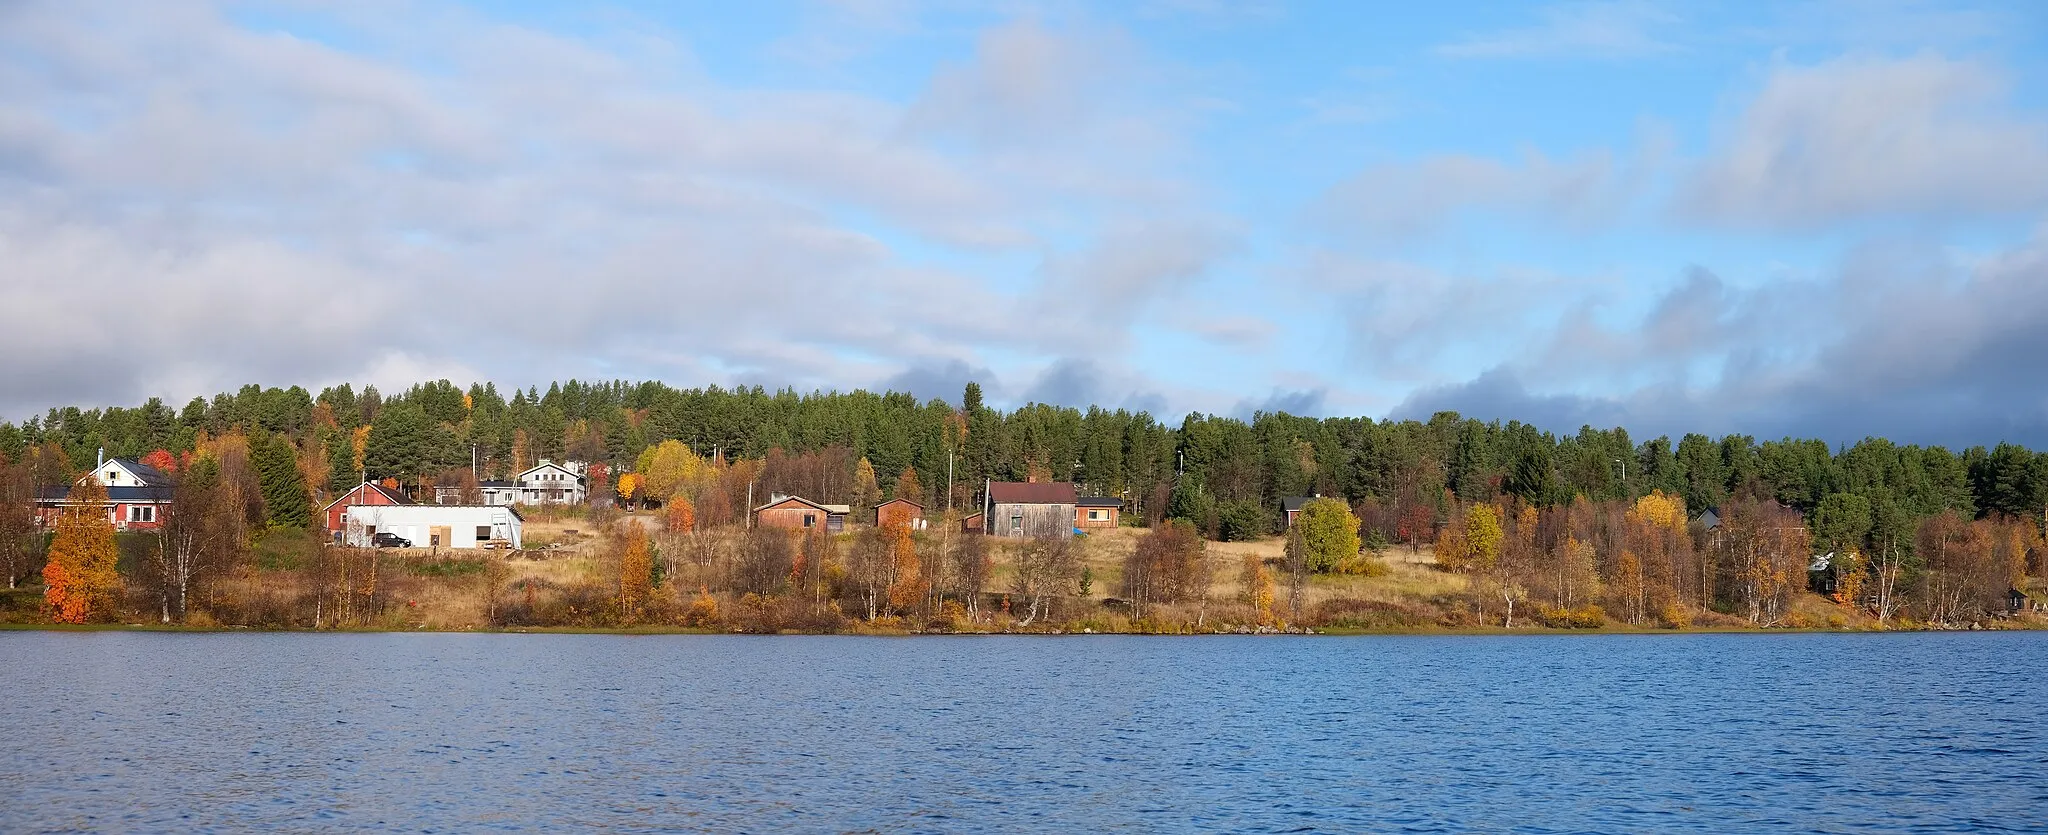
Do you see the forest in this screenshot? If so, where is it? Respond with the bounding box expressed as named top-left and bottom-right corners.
top-left (1, 378), bottom-right (2044, 632)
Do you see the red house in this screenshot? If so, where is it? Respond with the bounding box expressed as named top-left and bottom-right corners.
top-left (324, 482), bottom-right (413, 534)
top-left (35, 457), bottom-right (175, 531)
top-left (1076, 497), bottom-right (1121, 529)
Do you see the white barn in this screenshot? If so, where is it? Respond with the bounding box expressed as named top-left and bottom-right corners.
top-left (342, 504), bottom-right (523, 549)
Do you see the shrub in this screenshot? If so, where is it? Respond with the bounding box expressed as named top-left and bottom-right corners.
top-left (1308, 597), bottom-right (1431, 630)
top-left (1532, 603), bottom-right (1607, 629)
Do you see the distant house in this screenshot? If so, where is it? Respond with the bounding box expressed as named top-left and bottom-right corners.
top-left (1281, 496), bottom-right (1316, 528)
top-left (959, 512), bottom-right (984, 535)
top-left (876, 498), bottom-right (925, 529)
top-left (35, 456), bottom-right (174, 531)
top-left (434, 459), bottom-right (588, 506)
top-left (1695, 508), bottom-right (1722, 531)
top-left (341, 504), bottom-right (522, 549)
top-left (753, 494), bottom-right (846, 533)
top-left (1076, 497), bottom-right (1121, 529)
top-left (986, 481), bottom-right (1077, 538)
top-left (324, 481), bottom-right (412, 534)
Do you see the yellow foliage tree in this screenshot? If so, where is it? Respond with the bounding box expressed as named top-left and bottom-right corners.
top-left (1240, 553), bottom-right (1274, 624)
top-left (616, 472), bottom-right (642, 502)
top-left (618, 524), bottom-right (652, 621)
top-left (44, 479), bottom-right (122, 623)
top-left (637, 440), bottom-right (712, 503)
top-left (349, 425), bottom-right (372, 473)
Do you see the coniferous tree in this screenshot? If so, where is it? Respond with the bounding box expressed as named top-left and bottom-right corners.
top-left (253, 433), bottom-right (314, 529)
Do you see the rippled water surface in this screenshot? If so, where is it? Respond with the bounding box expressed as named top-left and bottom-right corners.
top-left (3, 631), bottom-right (2045, 832)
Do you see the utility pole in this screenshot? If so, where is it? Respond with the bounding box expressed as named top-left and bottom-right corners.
top-left (746, 480), bottom-right (755, 529)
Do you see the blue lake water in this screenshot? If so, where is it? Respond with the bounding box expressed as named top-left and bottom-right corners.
top-left (2, 631), bottom-right (2044, 832)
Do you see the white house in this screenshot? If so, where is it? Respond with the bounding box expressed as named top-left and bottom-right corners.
top-left (438, 459), bottom-right (588, 506)
top-left (342, 504), bottom-right (523, 549)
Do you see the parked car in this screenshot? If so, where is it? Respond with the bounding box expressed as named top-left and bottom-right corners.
top-left (371, 532), bottom-right (411, 548)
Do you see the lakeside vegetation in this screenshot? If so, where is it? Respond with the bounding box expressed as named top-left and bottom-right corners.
top-left (2, 378), bottom-right (2045, 633)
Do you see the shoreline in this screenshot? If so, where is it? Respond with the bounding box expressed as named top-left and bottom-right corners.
top-left (6, 621), bottom-right (2039, 637)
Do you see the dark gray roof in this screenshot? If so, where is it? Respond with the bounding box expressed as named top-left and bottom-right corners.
top-left (38, 485), bottom-right (173, 502)
top-left (111, 457), bottom-right (173, 487)
top-left (1077, 497), bottom-right (1122, 507)
top-left (1282, 496), bottom-right (1316, 512)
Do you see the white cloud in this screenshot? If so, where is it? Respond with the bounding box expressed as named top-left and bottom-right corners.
top-left (0, 2), bottom-right (1235, 418)
top-left (1680, 54), bottom-right (2048, 226)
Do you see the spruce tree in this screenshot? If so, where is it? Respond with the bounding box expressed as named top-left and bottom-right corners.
top-left (253, 433), bottom-right (314, 529)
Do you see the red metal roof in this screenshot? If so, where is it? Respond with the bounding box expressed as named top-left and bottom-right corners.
top-left (988, 482), bottom-right (1077, 504)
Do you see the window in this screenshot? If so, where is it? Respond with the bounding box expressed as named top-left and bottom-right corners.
top-left (105, 470), bottom-right (121, 485)
top-left (1011, 514), bottom-right (1023, 533)
top-left (366, 526), bottom-right (377, 536)
top-left (128, 505), bottom-right (155, 523)
top-left (1088, 508), bottom-right (1108, 522)
top-left (477, 525), bottom-right (492, 541)
top-left (430, 533), bottom-right (442, 547)
top-left (803, 513), bottom-right (816, 528)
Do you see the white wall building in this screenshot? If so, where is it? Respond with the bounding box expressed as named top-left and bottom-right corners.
top-left (437, 459), bottom-right (588, 506)
top-left (342, 504), bottom-right (523, 549)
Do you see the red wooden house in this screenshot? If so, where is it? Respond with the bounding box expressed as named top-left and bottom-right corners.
top-left (324, 481), bottom-right (413, 534)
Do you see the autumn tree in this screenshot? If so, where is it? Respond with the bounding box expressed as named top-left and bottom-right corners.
top-left (638, 440), bottom-right (713, 504)
top-left (618, 524), bottom-right (652, 622)
top-left (1295, 497), bottom-right (1362, 573)
top-left (952, 529), bottom-right (992, 619)
top-left (0, 454), bottom-right (41, 588)
top-left (666, 495), bottom-right (696, 534)
top-left (1011, 535), bottom-right (1081, 626)
top-left (1282, 525), bottom-right (1308, 618)
top-left (1725, 499), bottom-right (1810, 625)
top-left (884, 523), bottom-right (926, 613)
top-left (894, 466), bottom-right (924, 506)
top-left (44, 479), bottom-right (122, 623)
top-left (1122, 519), bottom-right (1209, 619)
top-left (148, 456), bottom-right (244, 623)
top-left (1239, 553), bottom-right (1275, 624)
top-left (851, 457), bottom-right (881, 524)
top-left (616, 472), bottom-right (642, 507)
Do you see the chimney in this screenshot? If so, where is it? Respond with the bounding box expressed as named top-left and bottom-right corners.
top-left (96, 447), bottom-right (105, 468)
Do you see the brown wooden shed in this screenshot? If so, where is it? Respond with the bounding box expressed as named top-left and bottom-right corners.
top-left (753, 494), bottom-right (843, 532)
top-left (875, 498), bottom-right (925, 529)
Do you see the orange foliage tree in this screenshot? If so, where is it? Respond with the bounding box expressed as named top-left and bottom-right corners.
top-left (884, 523), bottom-right (926, 611)
top-left (44, 479), bottom-right (122, 623)
top-left (618, 524), bottom-right (652, 622)
top-left (666, 495), bottom-right (696, 534)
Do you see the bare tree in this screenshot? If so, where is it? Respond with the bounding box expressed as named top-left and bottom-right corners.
top-left (148, 459), bottom-right (242, 623)
top-left (0, 454), bottom-right (41, 589)
top-left (1011, 535), bottom-right (1081, 626)
top-left (952, 530), bottom-right (991, 619)
top-left (1283, 526), bottom-right (1308, 620)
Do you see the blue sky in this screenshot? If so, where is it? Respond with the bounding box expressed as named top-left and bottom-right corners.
top-left (3, 0), bottom-right (2048, 446)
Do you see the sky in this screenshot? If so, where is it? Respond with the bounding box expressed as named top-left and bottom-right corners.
top-left (3, 0), bottom-right (2047, 448)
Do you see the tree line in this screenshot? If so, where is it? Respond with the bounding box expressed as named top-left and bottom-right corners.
top-left (2, 377), bottom-right (2045, 628)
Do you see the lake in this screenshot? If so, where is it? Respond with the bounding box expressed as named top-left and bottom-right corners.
top-left (2, 631), bottom-right (2044, 833)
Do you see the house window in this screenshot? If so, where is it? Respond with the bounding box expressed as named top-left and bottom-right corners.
top-left (366, 526), bottom-right (378, 536)
top-left (1088, 509), bottom-right (1108, 522)
top-left (128, 505), bottom-right (155, 523)
top-left (476, 525), bottom-right (492, 541)
top-left (430, 533), bottom-right (442, 547)
top-left (803, 513), bottom-right (816, 528)
top-left (1011, 514), bottom-right (1023, 533)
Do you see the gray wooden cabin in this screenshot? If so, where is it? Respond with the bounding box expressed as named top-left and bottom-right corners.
top-left (986, 481), bottom-right (1078, 538)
